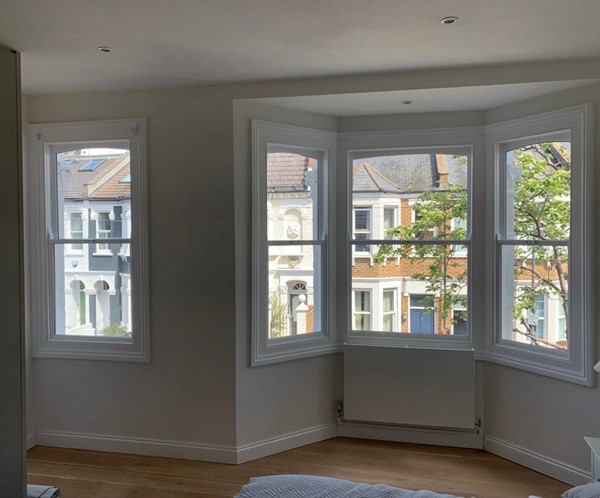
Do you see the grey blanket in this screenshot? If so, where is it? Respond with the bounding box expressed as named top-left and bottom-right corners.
top-left (234, 475), bottom-right (463, 498)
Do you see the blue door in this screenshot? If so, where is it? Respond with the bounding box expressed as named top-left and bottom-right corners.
top-left (410, 309), bottom-right (435, 334)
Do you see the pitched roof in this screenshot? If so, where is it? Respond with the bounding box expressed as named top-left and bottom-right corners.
top-left (267, 152), bottom-right (311, 192)
top-left (92, 164), bottom-right (131, 199)
top-left (59, 151), bottom-right (131, 201)
top-left (265, 151), bottom-right (468, 194)
top-left (353, 154), bottom-right (467, 193)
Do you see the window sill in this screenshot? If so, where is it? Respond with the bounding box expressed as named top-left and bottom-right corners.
top-left (346, 332), bottom-right (474, 351)
top-left (476, 347), bottom-right (593, 387)
top-left (92, 251), bottom-right (113, 257)
top-left (33, 333), bottom-right (150, 363)
top-left (252, 342), bottom-right (341, 367)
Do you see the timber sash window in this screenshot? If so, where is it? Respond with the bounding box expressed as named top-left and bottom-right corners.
top-left (487, 104), bottom-right (592, 385)
top-left (349, 147), bottom-right (471, 345)
top-left (251, 120), bottom-right (337, 365)
top-left (29, 119), bottom-right (149, 362)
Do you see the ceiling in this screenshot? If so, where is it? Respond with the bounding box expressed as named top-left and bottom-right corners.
top-left (250, 80), bottom-right (600, 116)
top-left (1, 0), bottom-right (600, 95)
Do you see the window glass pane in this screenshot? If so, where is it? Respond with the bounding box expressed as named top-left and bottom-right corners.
top-left (353, 207), bottom-right (371, 253)
top-left (500, 244), bottom-right (568, 350)
top-left (69, 212), bottom-right (83, 251)
top-left (382, 289), bottom-right (396, 332)
top-left (383, 207), bottom-right (396, 239)
top-left (352, 244), bottom-right (468, 335)
top-left (56, 148), bottom-right (130, 239)
top-left (54, 243), bottom-right (132, 338)
top-left (452, 309), bottom-right (468, 336)
top-left (266, 149), bottom-right (318, 241)
top-left (267, 245), bottom-right (321, 339)
top-left (97, 212), bottom-right (112, 250)
top-left (504, 142), bottom-right (570, 241)
top-left (353, 290), bottom-right (371, 330)
top-left (352, 153), bottom-right (468, 241)
top-left (354, 209), bottom-right (370, 230)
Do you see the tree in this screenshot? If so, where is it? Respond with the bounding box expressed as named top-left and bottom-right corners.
top-left (374, 144), bottom-right (570, 347)
top-left (509, 143), bottom-right (570, 349)
top-left (375, 183), bottom-right (468, 334)
top-left (269, 291), bottom-right (289, 338)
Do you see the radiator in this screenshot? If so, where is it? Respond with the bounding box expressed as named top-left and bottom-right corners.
top-left (343, 345), bottom-right (475, 430)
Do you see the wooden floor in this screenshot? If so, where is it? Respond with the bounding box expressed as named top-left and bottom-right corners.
top-left (27, 438), bottom-right (570, 498)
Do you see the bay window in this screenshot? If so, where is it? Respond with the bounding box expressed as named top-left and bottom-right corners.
top-left (250, 105), bottom-right (591, 384)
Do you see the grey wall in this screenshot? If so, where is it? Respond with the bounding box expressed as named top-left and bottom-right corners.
top-left (29, 87), bottom-right (239, 447)
top-left (24, 60), bottom-right (600, 476)
top-left (233, 101), bottom-right (340, 447)
top-left (482, 81), bottom-right (600, 472)
top-left (0, 45), bottom-right (25, 497)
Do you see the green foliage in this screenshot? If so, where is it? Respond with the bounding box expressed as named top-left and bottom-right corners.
top-left (510, 143), bottom-right (570, 345)
top-left (269, 291), bottom-right (288, 337)
top-left (374, 142), bottom-right (570, 346)
top-left (100, 323), bottom-right (129, 337)
top-left (375, 183), bottom-right (468, 331)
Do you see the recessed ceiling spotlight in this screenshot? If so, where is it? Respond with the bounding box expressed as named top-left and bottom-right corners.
top-left (97, 46), bottom-right (112, 53)
top-left (402, 100), bottom-right (413, 105)
top-left (440, 16), bottom-right (459, 25)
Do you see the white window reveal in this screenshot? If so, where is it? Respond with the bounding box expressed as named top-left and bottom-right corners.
top-left (485, 104), bottom-right (593, 385)
top-left (28, 119), bottom-right (150, 362)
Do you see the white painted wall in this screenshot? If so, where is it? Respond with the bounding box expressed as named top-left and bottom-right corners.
top-left (29, 87), bottom-right (239, 450)
top-left (481, 81), bottom-right (600, 478)
top-left (233, 101), bottom-right (340, 449)
top-left (23, 61), bottom-right (600, 478)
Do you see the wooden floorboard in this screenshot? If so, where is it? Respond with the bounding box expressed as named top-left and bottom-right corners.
top-left (27, 437), bottom-right (571, 498)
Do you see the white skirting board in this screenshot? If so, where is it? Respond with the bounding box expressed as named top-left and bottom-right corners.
top-left (338, 421), bottom-right (483, 449)
top-left (35, 423), bottom-right (338, 465)
top-left (484, 435), bottom-right (589, 486)
top-left (36, 430), bottom-right (239, 464)
top-left (26, 431), bottom-right (37, 450)
top-left (31, 426), bottom-right (588, 487)
top-left (236, 424), bottom-right (338, 464)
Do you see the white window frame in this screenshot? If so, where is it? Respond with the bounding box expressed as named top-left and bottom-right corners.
top-left (68, 211), bottom-right (84, 253)
top-left (452, 302), bottom-right (468, 336)
top-left (95, 211), bottom-right (112, 254)
top-left (340, 129), bottom-right (480, 350)
top-left (382, 288), bottom-right (397, 332)
top-left (353, 206), bottom-right (372, 254)
top-left (451, 216), bottom-right (468, 257)
top-left (383, 205), bottom-right (398, 240)
top-left (251, 120), bottom-right (337, 366)
top-left (409, 199), bottom-right (437, 240)
top-left (28, 118), bottom-right (150, 362)
top-left (484, 104), bottom-right (593, 385)
top-left (352, 289), bottom-right (372, 331)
